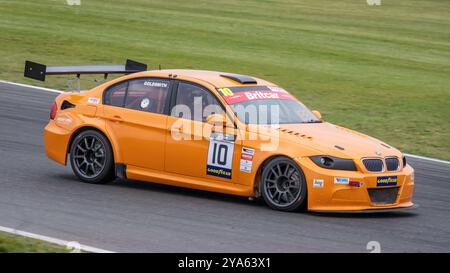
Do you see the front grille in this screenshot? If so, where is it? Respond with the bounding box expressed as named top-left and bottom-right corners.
top-left (368, 187), bottom-right (399, 205)
top-left (362, 158), bottom-right (384, 172)
top-left (385, 157), bottom-right (400, 171)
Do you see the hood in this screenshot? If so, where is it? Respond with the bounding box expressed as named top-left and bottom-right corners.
top-left (249, 122), bottom-right (401, 159)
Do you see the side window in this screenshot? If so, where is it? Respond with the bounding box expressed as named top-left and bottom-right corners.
top-left (173, 82), bottom-right (223, 122)
top-left (124, 78), bottom-right (170, 114)
top-left (104, 81), bottom-right (128, 107)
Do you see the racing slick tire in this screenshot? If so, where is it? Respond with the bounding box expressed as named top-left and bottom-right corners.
top-left (69, 130), bottom-right (115, 184)
top-left (260, 157), bottom-right (307, 212)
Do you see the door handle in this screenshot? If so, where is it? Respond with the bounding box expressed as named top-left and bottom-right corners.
top-left (111, 115), bottom-right (123, 122)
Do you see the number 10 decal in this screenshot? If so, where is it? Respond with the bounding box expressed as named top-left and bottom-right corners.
top-left (211, 143), bottom-right (229, 165)
top-left (207, 133), bottom-right (235, 179)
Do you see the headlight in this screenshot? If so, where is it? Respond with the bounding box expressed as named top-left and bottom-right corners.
top-left (309, 156), bottom-right (357, 171)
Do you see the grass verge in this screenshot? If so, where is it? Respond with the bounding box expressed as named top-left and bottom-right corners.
top-left (0, 231), bottom-right (70, 253)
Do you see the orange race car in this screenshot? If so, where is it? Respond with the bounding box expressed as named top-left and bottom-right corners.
top-left (24, 60), bottom-right (416, 212)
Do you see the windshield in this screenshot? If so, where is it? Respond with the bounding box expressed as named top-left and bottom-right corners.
top-left (217, 86), bottom-right (320, 124)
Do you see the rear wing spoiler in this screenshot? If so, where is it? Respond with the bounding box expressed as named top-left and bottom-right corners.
top-left (24, 59), bottom-right (147, 81)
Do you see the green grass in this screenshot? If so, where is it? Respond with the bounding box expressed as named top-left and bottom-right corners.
top-left (0, 231), bottom-right (69, 253)
top-left (0, 0), bottom-right (449, 159)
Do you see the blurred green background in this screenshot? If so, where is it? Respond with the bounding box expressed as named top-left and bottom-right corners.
top-left (0, 0), bottom-right (449, 159)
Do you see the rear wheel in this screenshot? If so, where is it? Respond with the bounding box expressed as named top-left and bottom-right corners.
top-left (260, 157), bottom-right (307, 212)
top-left (69, 130), bottom-right (115, 184)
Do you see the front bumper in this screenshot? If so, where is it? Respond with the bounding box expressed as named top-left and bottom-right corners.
top-left (295, 157), bottom-right (416, 212)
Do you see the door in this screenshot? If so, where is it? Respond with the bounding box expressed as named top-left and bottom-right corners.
top-left (102, 78), bottom-right (172, 171)
top-left (164, 81), bottom-right (241, 183)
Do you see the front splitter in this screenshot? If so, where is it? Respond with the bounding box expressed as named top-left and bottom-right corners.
top-left (309, 204), bottom-right (419, 214)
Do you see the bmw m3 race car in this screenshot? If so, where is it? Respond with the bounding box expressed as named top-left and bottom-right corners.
top-left (24, 59), bottom-right (416, 212)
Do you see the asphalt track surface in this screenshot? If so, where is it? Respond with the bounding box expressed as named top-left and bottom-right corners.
top-left (0, 82), bottom-right (449, 253)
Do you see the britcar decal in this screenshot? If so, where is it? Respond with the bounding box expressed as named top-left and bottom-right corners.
top-left (334, 177), bottom-right (350, 184)
top-left (376, 176), bottom-right (398, 187)
top-left (87, 97), bottom-right (100, 104)
top-left (217, 86), bottom-right (294, 105)
top-left (313, 179), bottom-right (324, 188)
top-left (207, 133), bottom-right (235, 179)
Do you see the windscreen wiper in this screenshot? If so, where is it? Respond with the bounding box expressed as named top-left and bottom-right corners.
top-left (303, 120), bottom-right (322, 124)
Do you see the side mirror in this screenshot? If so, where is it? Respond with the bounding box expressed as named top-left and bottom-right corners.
top-left (206, 113), bottom-right (228, 127)
top-left (312, 110), bottom-right (322, 120)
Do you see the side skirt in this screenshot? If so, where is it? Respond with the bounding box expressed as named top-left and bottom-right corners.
top-left (125, 165), bottom-right (254, 197)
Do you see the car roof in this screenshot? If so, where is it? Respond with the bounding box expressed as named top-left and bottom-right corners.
top-left (133, 69), bottom-right (276, 88)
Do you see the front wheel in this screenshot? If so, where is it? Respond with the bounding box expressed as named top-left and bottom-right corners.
top-left (260, 157), bottom-right (307, 212)
top-left (69, 130), bottom-right (115, 184)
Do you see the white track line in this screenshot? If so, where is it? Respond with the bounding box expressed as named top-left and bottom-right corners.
top-left (0, 226), bottom-right (114, 253)
top-left (0, 80), bottom-right (63, 93)
top-left (1, 79), bottom-right (449, 167)
top-left (404, 153), bottom-right (450, 165)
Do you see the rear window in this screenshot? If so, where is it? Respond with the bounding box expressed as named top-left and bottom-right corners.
top-left (103, 78), bottom-right (171, 115)
top-left (125, 79), bottom-right (170, 114)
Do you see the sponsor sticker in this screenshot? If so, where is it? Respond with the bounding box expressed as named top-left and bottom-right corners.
top-left (144, 81), bottom-right (168, 88)
top-left (239, 161), bottom-right (252, 173)
top-left (239, 147), bottom-right (255, 173)
top-left (313, 179), bottom-right (324, 188)
top-left (242, 147), bottom-right (255, 155)
top-left (206, 133), bottom-right (235, 179)
top-left (241, 153), bottom-right (253, 161)
top-left (334, 177), bottom-right (350, 185)
top-left (55, 116), bottom-right (72, 125)
top-left (349, 181), bottom-right (364, 187)
top-left (140, 98), bottom-right (150, 109)
top-left (376, 176), bottom-right (397, 187)
top-left (87, 97), bottom-right (100, 104)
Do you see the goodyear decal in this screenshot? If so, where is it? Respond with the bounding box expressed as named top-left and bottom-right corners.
top-left (377, 176), bottom-right (398, 187)
top-left (206, 165), bottom-right (232, 179)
